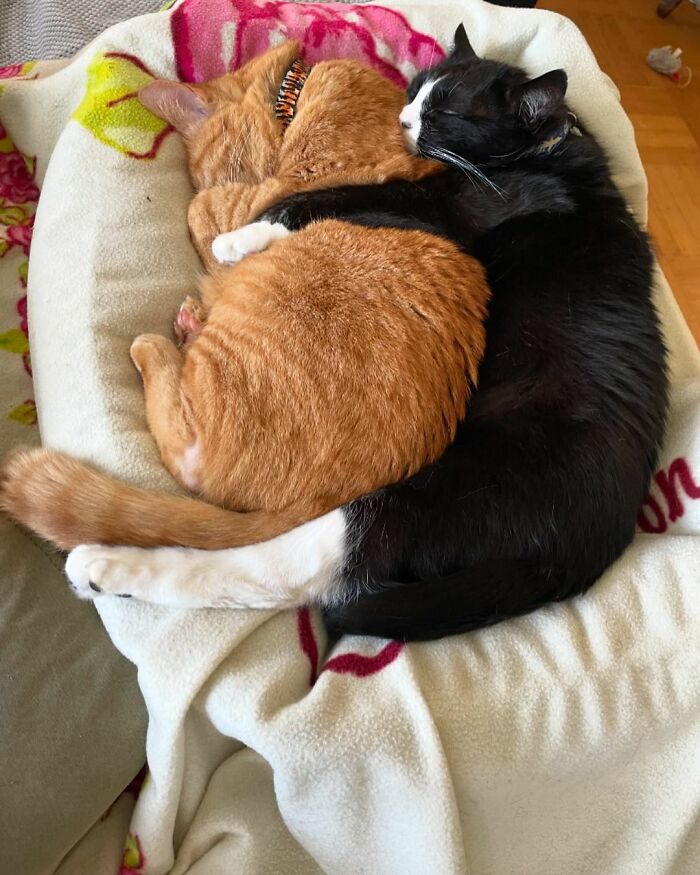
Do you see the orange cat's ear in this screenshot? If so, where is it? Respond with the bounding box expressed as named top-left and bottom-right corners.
top-left (139, 81), bottom-right (211, 136)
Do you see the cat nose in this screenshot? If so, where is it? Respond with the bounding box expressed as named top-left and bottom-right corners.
top-left (401, 120), bottom-right (412, 130)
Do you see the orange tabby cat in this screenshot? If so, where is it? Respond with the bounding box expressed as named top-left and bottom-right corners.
top-left (0, 42), bottom-right (489, 550)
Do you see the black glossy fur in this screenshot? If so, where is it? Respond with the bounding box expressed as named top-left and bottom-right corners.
top-left (261, 28), bottom-right (669, 640)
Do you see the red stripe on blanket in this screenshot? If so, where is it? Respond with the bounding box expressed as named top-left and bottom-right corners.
top-left (106, 92), bottom-right (136, 109)
top-left (323, 641), bottom-right (404, 677)
top-left (297, 607), bottom-right (319, 686)
top-left (125, 124), bottom-right (175, 160)
top-left (296, 608), bottom-right (404, 683)
top-left (104, 51), bottom-right (154, 76)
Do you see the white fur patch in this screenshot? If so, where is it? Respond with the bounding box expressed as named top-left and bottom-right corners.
top-left (399, 78), bottom-right (441, 153)
top-left (177, 440), bottom-right (201, 492)
top-left (64, 510), bottom-right (348, 610)
top-left (212, 220), bottom-right (291, 264)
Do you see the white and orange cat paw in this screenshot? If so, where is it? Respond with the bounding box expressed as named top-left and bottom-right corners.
top-left (211, 221), bottom-right (291, 264)
top-left (64, 543), bottom-right (267, 608)
top-left (65, 545), bottom-right (132, 600)
top-left (66, 545), bottom-right (169, 603)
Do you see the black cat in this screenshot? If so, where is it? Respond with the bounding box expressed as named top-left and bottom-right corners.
top-left (259, 26), bottom-right (669, 640)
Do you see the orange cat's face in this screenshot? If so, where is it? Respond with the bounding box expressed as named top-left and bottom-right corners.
top-left (139, 41), bottom-right (429, 192)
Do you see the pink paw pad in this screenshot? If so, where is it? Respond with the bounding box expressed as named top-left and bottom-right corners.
top-left (174, 297), bottom-right (206, 347)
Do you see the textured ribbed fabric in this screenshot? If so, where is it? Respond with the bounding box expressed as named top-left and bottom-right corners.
top-left (0, 0), bottom-right (161, 65)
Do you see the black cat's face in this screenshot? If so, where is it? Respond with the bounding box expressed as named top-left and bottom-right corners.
top-left (400, 25), bottom-right (569, 167)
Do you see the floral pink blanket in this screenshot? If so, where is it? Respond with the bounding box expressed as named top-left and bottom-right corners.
top-left (0, 85), bottom-right (39, 439)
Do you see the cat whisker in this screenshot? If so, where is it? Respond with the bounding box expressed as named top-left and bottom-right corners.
top-left (220, 120), bottom-right (235, 183)
top-left (224, 122), bottom-right (238, 183)
top-left (422, 144), bottom-right (476, 189)
top-left (230, 127), bottom-right (246, 181)
top-left (489, 148), bottom-right (521, 159)
top-left (423, 144), bottom-right (507, 199)
top-left (426, 145), bottom-right (479, 190)
top-left (235, 125), bottom-right (255, 179)
top-left (224, 122), bottom-right (253, 183)
top-left (445, 152), bottom-right (507, 199)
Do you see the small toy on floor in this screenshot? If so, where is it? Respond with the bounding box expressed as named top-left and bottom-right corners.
top-left (646, 46), bottom-right (693, 87)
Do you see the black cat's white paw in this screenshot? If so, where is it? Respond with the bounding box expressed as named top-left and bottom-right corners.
top-left (65, 545), bottom-right (145, 600)
top-left (212, 221), bottom-right (291, 264)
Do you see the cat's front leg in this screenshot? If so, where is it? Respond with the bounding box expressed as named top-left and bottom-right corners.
top-left (188, 178), bottom-right (299, 271)
top-left (211, 221), bottom-right (291, 265)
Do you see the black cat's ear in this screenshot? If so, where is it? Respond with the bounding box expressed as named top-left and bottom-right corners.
top-left (510, 70), bottom-right (568, 127)
top-left (451, 24), bottom-right (477, 61)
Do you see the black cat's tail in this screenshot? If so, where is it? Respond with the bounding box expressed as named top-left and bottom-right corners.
top-left (324, 559), bottom-right (580, 642)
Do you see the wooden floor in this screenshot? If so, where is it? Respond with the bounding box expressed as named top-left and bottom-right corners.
top-left (541, 0), bottom-right (700, 344)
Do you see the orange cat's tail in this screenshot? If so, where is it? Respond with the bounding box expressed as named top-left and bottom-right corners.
top-left (0, 448), bottom-right (324, 551)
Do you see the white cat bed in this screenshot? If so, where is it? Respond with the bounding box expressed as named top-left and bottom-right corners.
top-left (2, 0), bottom-right (699, 872)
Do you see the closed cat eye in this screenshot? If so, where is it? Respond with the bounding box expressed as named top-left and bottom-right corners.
top-left (424, 108), bottom-right (461, 118)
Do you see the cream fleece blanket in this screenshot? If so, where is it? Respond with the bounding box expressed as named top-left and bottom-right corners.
top-left (2, 1), bottom-right (699, 872)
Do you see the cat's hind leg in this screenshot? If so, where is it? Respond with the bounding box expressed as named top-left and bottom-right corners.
top-left (63, 510), bottom-right (347, 608)
top-left (130, 334), bottom-right (201, 493)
